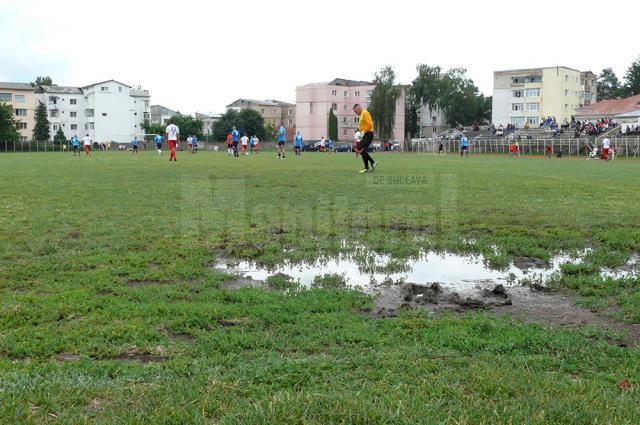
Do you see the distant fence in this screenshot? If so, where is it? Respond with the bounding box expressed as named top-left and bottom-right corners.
top-left (409, 137), bottom-right (640, 157)
top-left (0, 141), bottom-right (287, 153)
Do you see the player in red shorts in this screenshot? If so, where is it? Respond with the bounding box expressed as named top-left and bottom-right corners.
top-left (165, 119), bottom-right (180, 162)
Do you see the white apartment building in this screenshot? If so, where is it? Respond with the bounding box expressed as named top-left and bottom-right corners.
top-left (492, 66), bottom-right (597, 128)
top-left (35, 80), bottom-right (150, 144)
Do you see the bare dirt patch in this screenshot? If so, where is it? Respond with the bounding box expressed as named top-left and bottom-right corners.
top-left (127, 279), bottom-right (163, 288)
top-left (158, 326), bottom-right (195, 342)
top-left (369, 283), bottom-right (640, 347)
top-left (56, 352), bottom-right (81, 362)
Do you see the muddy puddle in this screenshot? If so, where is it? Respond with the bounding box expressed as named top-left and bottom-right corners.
top-left (214, 250), bottom-right (637, 295)
top-left (213, 250), bottom-right (640, 346)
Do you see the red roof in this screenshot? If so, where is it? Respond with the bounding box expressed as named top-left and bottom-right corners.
top-left (576, 94), bottom-right (640, 117)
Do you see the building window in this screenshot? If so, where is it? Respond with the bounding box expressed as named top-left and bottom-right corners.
top-left (511, 77), bottom-right (525, 84)
top-left (52, 124), bottom-right (59, 131)
top-left (565, 104), bottom-right (569, 111)
top-left (15, 109), bottom-right (27, 116)
top-left (70, 99), bottom-right (77, 105)
top-left (20, 136), bottom-right (27, 142)
top-left (524, 88), bottom-right (541, 97)
top-left (70, 112), bottom-right (77, 118)
top-left (367, 90), bottom-right (372, 97)
top-left (527, 117), bottom-right (539, 125)
top-left (512, 90), bottom-right (523, 98)
top-left (564, 89), bottom-right (569, 96)
top-left (118, 87), bottom-right (123, 92)
top-left (16, 122), bottom-right (27, 129)
top-left (344, 105), bottom-right (348, 111)
top-left (355, 117), bottom-right (359, 124)
top-left (511, 103), bottom-right (524, 112)
top-left (0, 93), bottom-right (13, 102)
top-left (344, 91), bottom-right (348, 97)
top-left (331, 90), bottom-right (337, 96)
top-left (15, 95), bottom-right (25, 103)
top-left (343, 129), bottom-right (348, 136)
top-left (355, 91), bottom-right (360, 97)
top-left (432, 116), bottom-right (437, 123)
top-left (85, 109), bottom-right (94, 117)
top-left (524, 76), bottom-right (542, 83)
top-left (102, 113), bottom-right (107, 117)
top-left (260, 108), bottom-right (265, 114)
top-left (331, 103), bottom-right (337, 110)
top-left (288, 119), bottom-right (293, 125)
top-left (144, 112), bottom-right (150, 120)
top-left (101, 87), bottom-right (109, 92)
top-left (71, 124), bottom-right (77, 130)
top-left (85, 122), bottom-right (94, 130)
top-left (510, 117), bottom-right (525, 126)
top-left (134, 112), bottom-right (137, 116)
top-left (144, 101), bottom-right (149, 108)
top-left (565, 75), bottom-right (569, 82)
top-left (343, 117), bottom-right (348, 123)
top-left (50, 110), bottom-right (59, 118)
top-left (526, 103), bottom-right (540, 111)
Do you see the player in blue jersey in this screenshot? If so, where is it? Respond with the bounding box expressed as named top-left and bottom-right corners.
top-left (293, 131), bottom-right (303, 156)
top-left (154, 134), bottom-right (164, 156)
top-left (232, 127), bottom-right (240, 157)
top-left (460, 133), bottom-right (469, 158)
top-left (131, 136), bottom-right (139, 154)
top-left (191, 135), bottom-right (198, 154)
top-left (276, 125), bottom-right (286, 159)
top-left (71, 135), bottom-right (80, 156)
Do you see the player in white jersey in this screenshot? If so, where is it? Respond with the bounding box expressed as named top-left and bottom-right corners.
top-left (83, 134), bottom-right (92, 157)
top-left (165, 120), bottom-right (180, 162)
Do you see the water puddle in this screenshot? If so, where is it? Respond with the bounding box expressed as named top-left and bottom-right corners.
top-left (215, 249), bottom-right (637, 294)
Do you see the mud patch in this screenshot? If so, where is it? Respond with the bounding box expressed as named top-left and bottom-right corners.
top-left (127, 280), bottom-right (163, 288)
top-left (218, 317), bottom-right (249, 327)
top-left (56, 352), bottom-right (81, 362)
top-left (110, 350), bottom-right (166, 363)
top-left (68, 230), bottom-right (82, 239)
top-left (158, 326), bottom-right (195, 342)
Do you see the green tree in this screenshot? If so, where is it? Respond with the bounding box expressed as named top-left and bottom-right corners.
top-left (0, 102), bottom-right (20, 146)
top-left (404, 87), bottom-right (420, 138)
top-left (622, 57), bottom-right (640, 97)
top-left (328, 108), bottom-right (338, 141)
top-left (211, 109), bottom-right (266, 141)
top-left (141, 119), bottom-right (165, 136)
top-left (439, 68), bottom-right (488, 127)
top-left (412, 64), bottom-right (443, 113)
top-left (172, 113), bottom-right (204, 139)
top-left (238, 109), bottom-right (266, 140)
top-left (53, 128), bottom-right (67, 147)
top-left (32, 101), bottom-right (50, 142)
top-left (369, 66), bottom-right (402, 142)
top-left (597, 68), bottom-right (622, 100)
top-left (264, 123), bottom-right (276, 141)
top-left (30, 76), bottom-right (54, 87)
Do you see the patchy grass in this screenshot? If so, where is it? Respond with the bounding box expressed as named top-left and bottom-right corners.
top-left (0, 151), bottom-right (639, 423)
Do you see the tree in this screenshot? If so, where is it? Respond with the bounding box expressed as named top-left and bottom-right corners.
top-left (0, 102), bottom-right (20, 146)
top-left (328, 108), bottom-right (338, 141)
top-left (404, 87), bottom-right (420, 139)
top-left (141, 119), bottom-right (165, 136)
top-left (32, 101), bottom-right (50, 142)
top-left (211, 109), bottom-right (266, 141)
top-left (597, 68), bottom-right (622, 100)
top-left (30, 76), bottom-right (53, 87)
top-left (238, 109), bottom-right (266, 140)
top-left (368, 66), bottom-right (402, 142)
top-left (622, 57), bottom-right (640, 97)
top-left (53, 128), bottom-right (67, 147)
top-left (439, 68), bottom-right (488, 127)
top-left (172, 113), bottom-right (204, 139)
top-left (412, 64), bottom-right (443, 113)
top-left (264, 123), bottom-right (276, 141)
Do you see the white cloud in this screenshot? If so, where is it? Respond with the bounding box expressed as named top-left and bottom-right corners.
top-left (1, 0), bottom-right (638, 113)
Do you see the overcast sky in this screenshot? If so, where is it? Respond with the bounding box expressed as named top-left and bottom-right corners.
top-left (1, 0), bottom-right (638, 114)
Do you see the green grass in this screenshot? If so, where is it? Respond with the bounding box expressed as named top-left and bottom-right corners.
top-left (1, 151), bottom-right (639, 424)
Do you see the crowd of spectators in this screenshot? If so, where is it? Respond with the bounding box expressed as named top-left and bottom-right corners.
top-left (570, 118), bottom-right (616, 138)
top-left (617, 124), bottom-right (640, 137)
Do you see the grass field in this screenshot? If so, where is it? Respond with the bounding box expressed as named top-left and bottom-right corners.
top-left (1, 150), bottom-right (639, 424)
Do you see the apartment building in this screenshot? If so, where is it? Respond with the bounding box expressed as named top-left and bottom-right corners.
top-left (195, 112), bottom-right (222, 138)
top-left (296, 78), bottom-right (405, 142)
top-left (150, 105), bottom-right (178, 125)
top-left (35, 80), bottom-right (150, 144)
top-left (492, 66), bottom-right (597, 127)
top-left (0, 82), bottom-right (37, 142)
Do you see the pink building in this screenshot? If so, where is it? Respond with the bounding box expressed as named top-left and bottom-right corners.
top-left (296, 78), bottom-right (405, 143)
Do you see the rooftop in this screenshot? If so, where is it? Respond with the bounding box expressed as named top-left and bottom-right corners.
top-left (328, 78), bottom-right (373, 87)
top-left (575, 94), bottom-right (640, 117)
top-left (37, 85), bottom-right (84, 94)
top-left (0, 82), bottom-right (33, 91)
top-left (494, 66), bottom-right (586, 75)
top-left (227, 99), bottom-right (294, 108)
